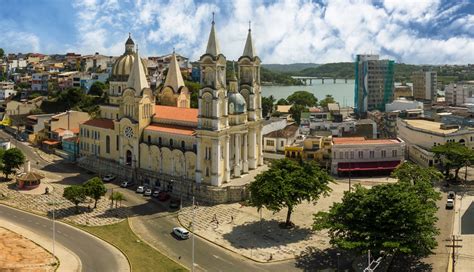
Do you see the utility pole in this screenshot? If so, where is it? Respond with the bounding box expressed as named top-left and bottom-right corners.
top-left (446, 235), bottom-right (462, 272)
top-left (192, 196), bottom-right (195, 272)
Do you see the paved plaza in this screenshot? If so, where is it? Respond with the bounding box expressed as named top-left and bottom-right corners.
top-left (0, 172), bottom-right (129, 226)
top-left (178, 178), bottom-right (394, 262)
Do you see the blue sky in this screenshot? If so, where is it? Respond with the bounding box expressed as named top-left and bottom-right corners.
top-left (1, 0), bottom-right (473, 64)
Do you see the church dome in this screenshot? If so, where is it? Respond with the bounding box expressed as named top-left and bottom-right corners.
top-left (228, 92), bottom-right (246, 114)
top-left (111, 35), bottom-right (148, 81)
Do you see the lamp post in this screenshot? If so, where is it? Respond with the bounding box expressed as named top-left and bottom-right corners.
top-left (192, 196), bottom-right (195, 272)
top-left (336, 252), bottom-right (341, 272)
top-left (52, 189), bottom-right (56, 258)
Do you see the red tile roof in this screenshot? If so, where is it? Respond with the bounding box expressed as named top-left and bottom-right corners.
top-left (145, 123), bottom-right (195, 136)
top-left (155, 105), bottom-right (198, 123)
top-left (82, 118), bottom-right (114, 130)
top-left (43, 140), bottom-right (60, 145)
top-left (332, 137), bottom-right (400, 145)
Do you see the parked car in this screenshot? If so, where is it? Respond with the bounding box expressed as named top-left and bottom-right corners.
top-left (158, 191), bottom-right (170, 201)
top-left (446, 199), bottom-right (454, 209)
top-left (120, 181), bottom-right (134, 188)
top-left (169, 198), bottom-right (181, 209)
top-left (447, 191), bottom-right (455, 200)
top-left (144, 188), bottom-right (152, 196)
top-left (173, 227), bottom-right (189, 240)
top-left (152, 190), bottom-right (160, 198)
top-left (103, 174), bottom-right (116, 182)
top-left (136, 186), bottom-right (145, 194)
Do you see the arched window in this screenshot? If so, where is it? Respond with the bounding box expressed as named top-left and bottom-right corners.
top-left (202, 92), bottom-right (213, 118)
top-left (106, 135), bottom-right (110, 153)
top-left (219, 93), bottom-right (225, 116)
top-left (148, 135), bottom-right (151, 144)
top-left (240, 89), bottom-right (250, 109)
top-left (459, 139), bottom-right (465, 145)
top-left (181, 141), bottom-right (185, 150)
top-left (118, 86), bottom-right (121, 94)
top-left (170, 139), bottom-right (173, 147)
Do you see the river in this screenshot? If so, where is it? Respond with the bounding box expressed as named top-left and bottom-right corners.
top-left (262, 79), bottom-right (355, 107)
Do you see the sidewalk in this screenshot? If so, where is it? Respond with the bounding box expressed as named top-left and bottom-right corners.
top-left (451, 193), bottom-right (474, 271)
top-left (0, 217), bottom-right (81, 272)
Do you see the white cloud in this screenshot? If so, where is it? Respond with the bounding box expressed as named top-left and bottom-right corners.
top-left (65, 0), bottom-right (474, 64)
top-left (3, 31), bottom-right (41, 53)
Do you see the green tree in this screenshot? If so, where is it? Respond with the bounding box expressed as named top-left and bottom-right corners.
top-left (185, 81), bottom-right (201, 108)
top-left (109, 191), bottom-right (126, 208)
top-left (319, 94), bottom-right (336, 109)
top-left (57, 87), bottom-right (85, 109)
top-left (2, 148), bottom-right (25, 179)
top-left (289, 104), bottom-right (307, 125)
top-left (432, 142), bottom-right (474, 181)
top-left (83, 177), bottom-right (107, 208)
top-left (249, 159), bottom-right (333, 227)
top-left (276, 98), bottom-right (289, 105)
top-left (0, 48), bottom-right (4, 58)
top-left (314, 182), bottom-right (439, 258)
top-left (287, 91), bottom-right (318, 107)
top-left (63, 185), bottom-right (87, 213)
top-left (262, 95), bottom-right (275, 118)
top-left (88, 81), bottom-right (107, 96)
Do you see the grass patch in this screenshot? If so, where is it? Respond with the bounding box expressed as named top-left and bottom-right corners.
top-left (78, 219), bottom-right (187, 272)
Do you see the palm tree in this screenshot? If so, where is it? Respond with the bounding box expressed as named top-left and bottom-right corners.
top-left (115, 192), bottom-right (126, 208)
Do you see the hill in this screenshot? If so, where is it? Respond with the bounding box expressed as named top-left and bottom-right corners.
top-left (298, 62), bottom-right (354, 78)
top-left (262, 63), bottom-right (320, 73)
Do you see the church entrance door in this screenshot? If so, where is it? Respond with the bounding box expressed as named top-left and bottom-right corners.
top-left (126, 150), bottom-right (132, 165)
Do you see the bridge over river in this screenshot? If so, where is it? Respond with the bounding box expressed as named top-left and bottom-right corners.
top-left (291, 76), bottom-right (350, 85)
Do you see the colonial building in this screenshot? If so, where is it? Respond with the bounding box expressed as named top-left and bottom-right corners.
top-left (79, 21), bottom-right (264, 189)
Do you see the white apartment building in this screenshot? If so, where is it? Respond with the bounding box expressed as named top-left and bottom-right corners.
top-left (412, 71), bottom-right (437, 101)
top-left (445, 82), bottom-right (474, 106)
top-left (331, 137), bottom-right (405, 175)
top-left (397, 118), bottom-right (474, 167)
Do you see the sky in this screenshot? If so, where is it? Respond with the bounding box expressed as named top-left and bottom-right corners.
top-left (1, 0), bottom-right (473, 64)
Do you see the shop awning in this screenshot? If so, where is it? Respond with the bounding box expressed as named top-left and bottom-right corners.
top-left (338, 161), bottom-right (401, 172)
top-left (43, 140), bottom-right (60, 146)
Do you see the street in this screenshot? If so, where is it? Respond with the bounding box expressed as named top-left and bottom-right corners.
top-left (0, 204), bottom-right (129, 272)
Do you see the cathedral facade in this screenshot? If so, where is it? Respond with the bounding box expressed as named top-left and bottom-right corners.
top-left (79, 21), bottom-right (263, 187)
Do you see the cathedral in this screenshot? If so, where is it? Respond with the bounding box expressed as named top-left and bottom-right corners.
top-left (79, 20), bottom-right (264, 187)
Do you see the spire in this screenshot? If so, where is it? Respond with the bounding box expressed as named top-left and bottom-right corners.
top-left (127, 49), bottom-right (149, 92)
top-left (205, 12), bottom-right (221, 56)
top-left (242, 21), bottom-right (255, 58)
top-left (164, 51), bottom-right (185, 91)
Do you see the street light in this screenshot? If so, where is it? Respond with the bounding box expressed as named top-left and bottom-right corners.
top-left (192, 196), bottom-right (195, 272)
top-left (336, 252), bottom-right (341, 272)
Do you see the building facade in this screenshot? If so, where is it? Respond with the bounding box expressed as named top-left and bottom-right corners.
top-left (412, 70), bottom-right (437, 102)
top-left (445, 82), bottom-right (474, 106)
top-left (331, 137), bottom-right (405, 175)
top-left (354, 54), bottom-right (395, 114)
top-left (79, 22), bottom-right (264, 188)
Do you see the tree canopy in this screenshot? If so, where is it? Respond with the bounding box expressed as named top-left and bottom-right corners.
top-left (287, 91), bottom-right (318, 107)
top-left (88, 81), bottom-right (108, 96)
top-left (249, 159), bottom-right (333, 227)
top-left (262, 95), bottom-right (275, 118)
top-left (185, 80), bottom-right (201, 108)
top-left (63, 185), bottom-right (87, 213)
top-left (319, 95), bottom-right (336, 109)
top-left (2, 148), bottom-right (25, 179)
top-left (432, 142), bottom-right (474, 181)
top-left (315, 162), bottom-right (441, 258)
top-left (83, 177), bottom-right (107, 208)
top-left (289, 104), bottom-right (307, 125)
top-left (276, 98), bottom-right (289, 105)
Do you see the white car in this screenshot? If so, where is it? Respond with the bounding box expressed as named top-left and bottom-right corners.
top-left (173, 227), bottom-right (189, 240)
top-left (136, 186), bottom-right (145, 194)
top-left (446, 199), bottom-right (454, 209)
top-left (103, 174), bottom-right (116, 182)
top-left (144, 188), bottom-right (152, 196)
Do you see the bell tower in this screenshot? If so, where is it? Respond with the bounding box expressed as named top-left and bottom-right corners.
top-left (238, 22), bottom-right (263, 168)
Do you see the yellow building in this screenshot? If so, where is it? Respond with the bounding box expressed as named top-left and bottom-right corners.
top-left (284, 135), bottom-right (332, 167)
top-left (79, 22), bottom-right (264, 189)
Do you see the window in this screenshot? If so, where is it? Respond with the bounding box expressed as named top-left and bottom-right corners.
top-left (358, 151), bottom-right (363, 158)
top-left (369, 151), bottom-right (374, 158)
top-left (266, 140), bottom-right (274, 146)
top-left (281, 140), bottom-right (285, 147)
top-left (392, 150), bottom-right (397, 157)
top-left (345, 152), bottom-right (348, 159)
top-left (202, 92), bottom-right (213, 118)
top-left (340, 152), bottom-right (343, 159)
top-left (159, 137), bottom-right (162, 146)
top-left (181, 141), bottom-right (185, 150)
top-left (381, 150), bottom-right (386, 158)
top-left (116, 135), bottom-right (119, 151)
top-left (106, 136), bottom-right (110, 154)
top-left (350, 151), bottom-right (354, 159)
top-left (170, 139), bottom-right (173, 147)
top-left (148, 135), bottom-right (151, 144)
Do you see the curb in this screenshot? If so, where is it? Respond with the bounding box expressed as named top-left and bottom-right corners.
top-left (127, 217), bottom-right (188, 271)
top-left (176, 212), bottom-right (296, 264)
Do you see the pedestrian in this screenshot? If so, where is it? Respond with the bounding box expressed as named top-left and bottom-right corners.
top-left (230, 215), bottom-right (234, 223)
top-left (269, 253), bottom-right (273, 261)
